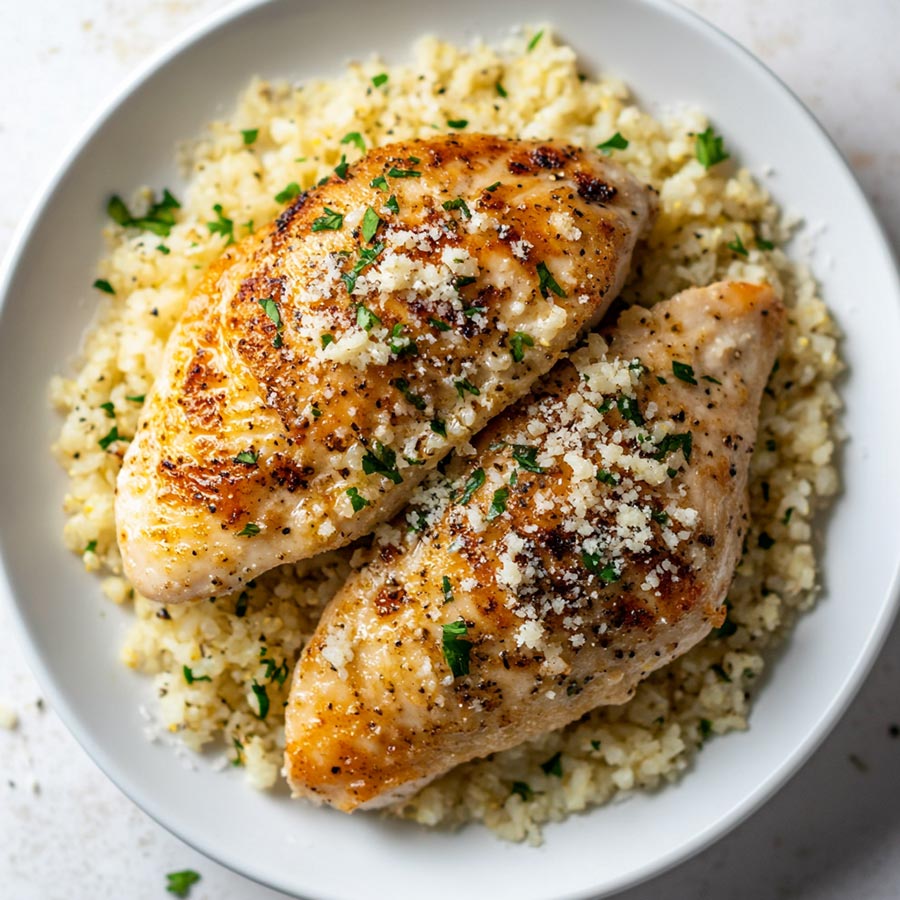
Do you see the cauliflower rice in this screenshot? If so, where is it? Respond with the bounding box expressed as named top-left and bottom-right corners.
top-left (50, 29), bottom-right (841, 841)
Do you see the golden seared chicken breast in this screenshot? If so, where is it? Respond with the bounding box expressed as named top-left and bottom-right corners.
top-left (116, 135), bottom-right (656, 603)
top-left (285, 281), bottom-right (784, 811)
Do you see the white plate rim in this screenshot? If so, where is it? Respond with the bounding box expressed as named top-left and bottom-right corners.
top-left (0, 1), bottom-right (898, 898)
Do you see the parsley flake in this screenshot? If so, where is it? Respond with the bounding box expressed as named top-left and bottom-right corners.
top-left (596, 132), bottom-right (629, 154)
top-left (454, 377), bottom-right (480, 399)
top-left (441, 620), bottom-right (473, 678)
top-left (509, 331), bottom-right (534, 363)
top-left (355, 303), bottom-right (381, 331)
top-left (487, 487), bottom-right (509, 520)
top-left (441, 575), bottom-right (454, 604)
top-left (157, 244), bottom-right (171, 254)
top-left (361, 206), bottom-right (382, 242)
top-left (536, 260), bottom-right (567, 298)
top-left (727, 234), bottom-right (749, 257)
top-left (334, 155), bottom-right (350, 179)
top-left (241, 128), bottom-right (259, 145)
top-left (672, 360), bottom-right (698, 384)
top-left (512, 445), bottom-right (545, 473)
top-left (596, 468), bottom-right (619, 485)
top-left (511, 781), bottom-right (533, 801)
top-left (430, 418), bottom-right (447, 437)
top-left (126, 394), bottom-right (144, 404)
top-left (386, 194), bottom-right (399, 215)
top-left (258, 297), bottom-right (284, 347)
top-left (84, 540), bottom-right (98, 554)
top-left (442, 197), bottom-right (471, 219)
top-left (107, 188), bottom-right (180, 236)
top-left (98, 425), bottom-right (124, 450)
top-left (486, 181), bottom-right (502, 192)
top-left (311, 207), bottom-right (344, 231)
top-left (361, 440), bottom-right (402, 484)
top-left (702, 374), bottom-right (722, 385)
top-left (233, 450), bottom-right (258, 466)
top-left (527, 29), bottom-right (544, 52)
top-left (93, 278), bottom-right (115, 294)
top-left (251, 681), bottom-right (269, 719)
top-left (387, 165), bottom-right (421, 178)
top-left (458, 468), bottom-right (485, 505)
top-left (581, 552), bottom-right (620, 584)
top-left (372, 72), bottom-right (388, 87)
top-left (238, 522), bottom-right (261, 537)
top-left (616, 395), bottom-right (644, 426)
top-left (342, 241), bottom-right (384, 292)
top-left (182, 665), bottom-right (211, 685)
top-left (694, 126), bottom-right (730, 169)
top-left (756, 235), bottom-right (775, 251)
top-left (540, 751), bottom-right (563, 776)
top-left (99, 401), bottom-right (115, 418)
top-left (655, 432), bottom-right (693, 463)
top-left (495, 81), bottom-right (508, 98)
top-left (166, 870), bottom-right (201, 898)
top-left (447, 118), bottom-right (468, 129)
top-left (341, 131), bottom-right (366, 152)
top-left (346, 487), bottom-right (370, 512)
top-left (392, 377), bottom-right (426, 410)
top-left (275, 182), bottom-right (302, 204)
top-left (207, 204), bottom-right (234, 243)
top-left (428, 316), bottom-right (451, 332)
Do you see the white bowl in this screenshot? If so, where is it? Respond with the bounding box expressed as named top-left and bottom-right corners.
top-left (1, 1), bottom-right (898, 898)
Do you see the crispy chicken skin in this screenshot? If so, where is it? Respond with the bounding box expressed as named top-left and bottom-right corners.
top-left (284, 281), bottom-right (785, 812)
top-left (115, 135), bottom-right (656, 603)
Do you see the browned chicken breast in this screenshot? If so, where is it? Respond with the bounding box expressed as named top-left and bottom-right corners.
top-left (284, 281), bottom-right (785, 811)
top-left (116, 135), bottom-right (656, 603)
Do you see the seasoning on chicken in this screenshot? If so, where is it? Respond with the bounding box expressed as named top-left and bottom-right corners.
top-left (115, 135), bottom-right (656, 603)
top-left (284, 281), bottom-right (785, 812)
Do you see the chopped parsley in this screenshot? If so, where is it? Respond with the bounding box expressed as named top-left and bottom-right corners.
top-left (596, 132), bottom-right (629, 154)
top-left (454, 377), bottom-right (480, 399)
top-left (126, 394), bottom-right (145, 404)
top-left (591, 740), bottom-right (602, 751)
top-left (441, 620), bottom-right (473, 678)
top-left (207, 204), bottom-right (234, 243)
top-left (511, 781), bottom-right (533, 801)
top-left (392, 377), bottom-right (426, 410)
top-left (455, 275), bottom-right (478, 290)
top-left (274, 182), bottom-right (302, 204)
top-left (107, 188), bottom-right (180, 236)
top-left (536, 260), bottom-right (567, 298)
top-left (447, 118), bottom-right (468, 129)
top-left (182, 665), bottom-right (211, 685)
top-left (320, 333), bottom-right (335, 349)
top-left (428, 316), bottom-right (451, 332)
top-left (238, 522), bottom-right (261, 537)
top-left (430, 418), bottom-right (447, 437)
top-left (672, 360), bottom-right (698, 384)
top-left (616, 395), bottom-right (644, 426)
top-left (527, 29), bottom-right (544, 52)
top-left (651, 508), bottom-right (669, 525)
top-left (388, 323), bottom-right (417, 357)
top-left (84, 540), bottom-right (98, 554)
top-left (156, 244), bottom-right (171, 254)
top-left (233, 450), bottom-right (258, 466)
top-left (98, 425), bottom-right (124, 450)
top-left (99, 401), bottom-right (115, 418)
top-left (251, 681), bottom-right (269, 719)
top-left (241, 128), bottom-right (259, 145)
top-left (370, 175), bottom-right (389, 191)
top-left (508, 331), bottom-right (534, 363)
top-left (385, 194), bottom-right (399, 215)
top-left (540, 751), bottom-right (562, 777)
top-left (346, 487), bottom-right (369, 512)
top-left (355, 302), bottom-right (381, 331)
top-left (458, 468), bottom-right (486, 505)
top-left (756, 234), bottom-right (775, 251)
top-left (310, 404), bottom-right (322, 419)
top-left (487, 487), bottom-right (509, 520)
top-left (258, 297), bottom-right (284, 347)
top-left (782, 507), bottom-right (794, 525)
top-left (727, 234), bottom-right (749, 257)
top-left (341, 131), bottom-right (366, 152)
top-left (462, 305), bottom-right (486, 318)
top-left (699, 718), bottom-right (713, 740)
top-left (372, 72), bottom-right (388, 87)
top-left (595, 468), bottom-right (619, 485)
top-left (361, 440), bottom-right (402, 484)
top-left (701, 374), bottom-right (722, 385)
top-left (757, 531), bottom-right (775, 550)
top-left (361, 206), bottom-right (382, 243)
top-left (486, 181), bottom-right (502, 192)
top-left (495, 81), bottom-right (508, 98)
top-left (711, 663), bottom-right (732, 683)
top-left (333, 155), bottom-right (350, 179)
top-left (581, 552), bottom-right (620, 584)
top-left (387, 165), bottom-right (421, 178)
top-left (442, 197), bottom-right (472, 219)
top-left (93, 278), bottom-right (115, 294)
top-left (311, 207), bottom-right (344, 231)
top-left (512, 444), bottom-right (545, 473)
top-left (655, 432), bottom-right (693, 462)
top-left (342, 241), bottom-right (384, 292)
top-left (165, 870), bottom-right (201, 898)
top-left (441, 575), bottom-right (454, 604)
top-left (694, 126), bottom-right (730, 169)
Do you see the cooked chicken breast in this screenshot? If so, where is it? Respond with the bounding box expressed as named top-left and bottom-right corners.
top-left (116, 135), bottom-right (656, 603)
top-left (284, 281), bottom-right (785, 811)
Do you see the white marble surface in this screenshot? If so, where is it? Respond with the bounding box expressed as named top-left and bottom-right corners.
top-left (1, 1), bottom-right (898, 898)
